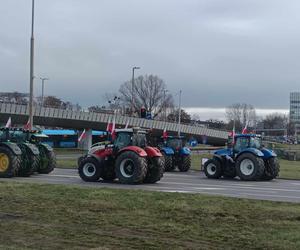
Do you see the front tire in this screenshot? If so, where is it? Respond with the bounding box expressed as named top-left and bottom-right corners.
top-left (144, 157), bottom-right (164, 183)
top-left (236, 153), bottom-right (265, 181)
top-left (0, 146), bottom-right (20, 178)
top-left (263, 157), bottom-right (280, 180)
top-left (162, 152), bottom-right (174, 172)
top-left (178, 155), bottom-right (191, 172)
top-left (204, 158), bottom-right (223, 179)
top-left (115, 151), bottom-right (147, 184)
top-left (78, 157), bottom-right (102, 182)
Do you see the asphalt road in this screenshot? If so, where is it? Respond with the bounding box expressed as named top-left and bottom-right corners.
top-left (2, 168), bottom-right (300, 203)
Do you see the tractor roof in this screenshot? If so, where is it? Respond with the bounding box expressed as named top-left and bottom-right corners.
top-left (234, 134), bottom-right (261, 138)
top-left (115, 127), bottom-right (147, 134)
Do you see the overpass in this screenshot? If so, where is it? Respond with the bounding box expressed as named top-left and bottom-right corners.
top-left (0, 103), bottom-right (228, 146)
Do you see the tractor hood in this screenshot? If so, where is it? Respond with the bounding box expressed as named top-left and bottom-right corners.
top-left (180, 147), bottom-right (191, 156)
top-left (261, 148), bottom-right (277, 159)
top-left (161, 147), bottom-right (175, 155)
top-left (215, 148), bottom-right (232, 156)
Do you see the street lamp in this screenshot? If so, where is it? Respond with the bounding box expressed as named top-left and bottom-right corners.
top-left (131, 66), bottom-right (140, 115)
top-left (29, 0), bottom-right (35, 130)
top-left (178, 90), bottom-right (182, 136)
top-left (40, 77), bottom-right (49, 106)
top-left (163, 89), bottom-right (168, 122)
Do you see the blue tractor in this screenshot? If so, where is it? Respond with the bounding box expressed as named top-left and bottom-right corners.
top-left (203, 134), bottom-right (280, 181)
top-left (160, 136), bottom-right (191, 172)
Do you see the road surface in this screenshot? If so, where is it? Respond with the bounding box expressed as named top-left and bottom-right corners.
top-left (2, 168), bottom-right (300, 203)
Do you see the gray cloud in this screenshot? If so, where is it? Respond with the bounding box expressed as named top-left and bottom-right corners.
top-left (0, 0), bottom-right (299, 108)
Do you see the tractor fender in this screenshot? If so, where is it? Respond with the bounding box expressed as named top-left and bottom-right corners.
top-left (144, 146), bottom-right (162, 157)
top-left (117, 146), bottom-right (147, 157)
top-left (180, 147), bottom-right (191, 156)
top-left (212, 154), bottom-right (225, 165)
top-left (236, 148), bottom-right (264, 159)
top-left (92, 147), bottom-right (113, 159)
top-left (0, 142), bottom-right (22, 156)
top-left (161, 147), bottom-right (174, 155)
top-left (39, 143), bottom-right (53, 152)
top-left (260, 148), bottom-right (277, 159)
top-left (22, 143), bottom-right (40, 155)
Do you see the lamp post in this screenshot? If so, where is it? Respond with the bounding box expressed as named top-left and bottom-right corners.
top-left (40, 77), bottom-right (49, 106)
top-left (163, 89), bottom-right (168, 122)
top-left (131, 66), bottom-right (140, 115)
top-left (28, 0), bottom-right (35, 130)
top-left (178, 90), bottom-right (182, 136)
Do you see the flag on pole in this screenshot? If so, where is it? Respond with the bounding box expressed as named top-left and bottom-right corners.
top-left (163, 128), bottom-right (168, 140)
top-left (111, 113), bottom-right (116, 140)
top-left (5, 117), bottom-right (12, 128)
top-left (24, 118), bottom-right (31, 130)
top-left (125, 119), bottom-right (129, 129)
top-left (242, 121), bottom-right (248, 134)
top-left (106, 117), bottom-right (112, 132)
top-left (78, 129), bottom-right (87, 142)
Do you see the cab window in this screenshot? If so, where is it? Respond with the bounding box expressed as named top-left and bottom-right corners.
top-left (234, 137), bottom-right (249, 151)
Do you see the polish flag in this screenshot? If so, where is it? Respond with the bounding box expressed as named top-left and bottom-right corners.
top-left (78, 129), bottom-right (87, 142)
top-left (111, 114), bottom-right (116, 140)
top-left (229, 123), bottom-right (236, 144)
top-left (5, 117), bottom-right (12, 128)
top-left (125, 119), bottom-right (129, 129)
top-left (242, 121), bottom-right (248, 134)
top-left (163, 128), bottom-right (168, 139)
top-left (23, 118), bottom-right (31, 130)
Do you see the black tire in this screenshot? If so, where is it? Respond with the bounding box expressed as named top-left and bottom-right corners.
top-left (78, 157), bottom-right (102, 182)
top-left (178, 155), bottom-right (191, 172)
top-left (203, 158), bottom-right (223, 179)
top-left (17, 144), bottom-right (38, 177)
top-left (162, 152), bottom-right (174, 172)
top-left (262, 157), bottom-right (280, 180)
top-left (115, 151), bottom-right (147, 184)
top-left (144, 157), bottom-right (165, 184)
top-left (223, 162), bottom-right (236, 179)
top-left (235, 153), bottom-right (265, 181)
top-left (37, 149), bottom-right (56, 174)
top-left (0, 146), bottom-right (20, 178)
top-left (100, 162), bottom-right (116, 181)
top-left (77, 156), bottom-right (86, 167)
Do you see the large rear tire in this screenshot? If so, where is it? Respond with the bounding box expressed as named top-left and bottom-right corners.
top-left (37, 150), bottom-right (56, 174)
top-left (204, 158), bottom-right (223, 179)
top-left (144, 157), bottom-right (164, 184)
top-left (236, 153), bottom-right (265, 181)
top-left (17, 144), bottom-right (38, 177)
top-left (262, 157), bottom-right (280, 180)
top-left (78, 157), bottom-right (102, 182)
top-left (162, 152), bottom-right (174, 172)
top-left (115, 151), bottom-right (147, 184)
top-left (0, 146), bottom-right (20, 178)
top-left (178, 155), bottom-right (191, 172)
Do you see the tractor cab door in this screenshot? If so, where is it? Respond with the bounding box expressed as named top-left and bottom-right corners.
top-left (233, 137), bottom-right (249, 154)
top-left (113, 132), bottom-right (132, 151)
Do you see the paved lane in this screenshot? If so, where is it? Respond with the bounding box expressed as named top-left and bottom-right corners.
top-left (2, 168), bottom-right (300, 203)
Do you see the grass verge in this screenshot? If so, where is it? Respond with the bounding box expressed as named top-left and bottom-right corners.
top-left (0, 182), bottom-right (300, 250)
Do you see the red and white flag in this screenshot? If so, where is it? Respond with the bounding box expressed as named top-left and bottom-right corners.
top-left (125, 119), bottom-right (129, 129)
top-left (106, 117), bottom-right (112, 132)
top-left (242, 121), bottom-right (248, 134)
top-left (111, 114), bottom-right (116, 140)
top-left (78, 129), bottom-right (87, 142)
top-left (5, 117), bottom-right (12, 128)
top-left (23, 118), bottom-right (31, 130)
top-left (163, 128), bottom-right (168, 139)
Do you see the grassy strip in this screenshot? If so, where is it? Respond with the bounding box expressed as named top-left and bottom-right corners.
top-left (0, 182), bottom-right (300, 250)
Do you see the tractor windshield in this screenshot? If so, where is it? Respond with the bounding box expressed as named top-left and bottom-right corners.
top-left (166, 138), bottom-right (182, 149)
top-left (9, 131), bottom-right (27, 143)
top-left (114, 132), bottom-right (132, 150)
top-left (234, 136), bottom-right (262, 151)
top-left (249, 137), bottom-right (262, 149)
top-left (132, 133), bottom-right (147, 148)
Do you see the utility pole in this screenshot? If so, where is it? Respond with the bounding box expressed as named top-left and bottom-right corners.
top-left (131, 66), bottom-right (140, 115)
top-left (40, 77), bottom-right (49, 106)
top-left (178, 90), bottom-right (182, 136)
top-left (29, 0), bottom-right (35, 130)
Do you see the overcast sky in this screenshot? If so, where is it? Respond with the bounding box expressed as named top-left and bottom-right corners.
top-left (0, 0), bottom-right (299, 110)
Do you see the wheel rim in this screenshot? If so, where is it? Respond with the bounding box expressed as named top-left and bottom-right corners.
top-left (240, 159), bottom-right (255, 176)
top-left (207, 163), bottom-right (217, 176)
top-left (120, 159), bottom-right (135, 178)
top-left (82, 163), bottom-right (96, 177)
top-left (0, 153), bottom-right (9, 173)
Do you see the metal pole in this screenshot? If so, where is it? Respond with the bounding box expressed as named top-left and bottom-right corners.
top-left (29, 0), bottom-right (35, 130)
top-left (178, 90), bottom-right (182, 136)
top-left (163, 90), bottom-right (166, 122)
top-left (40, 77), bottom-right (49, 107)
top-left (131, 66), bottom-right (140, 115)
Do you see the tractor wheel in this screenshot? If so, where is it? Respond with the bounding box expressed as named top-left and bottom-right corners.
top-left (18, 150), bottom-right (38, 177)
top-left (262, 158), bottom-right (280, 180)
top-left (0, 146), bottom-right (20, 178)
top-left (204, 158), bottom-right (223, 179)
top-left (78, 157), bottom-right (102, 182)
top-left (162, 152), bottom-right (174, 172)
top-left (115, 151), bottom-right (147, 184)
top-left (37, 150), bottom-right (56, 174)
top-left (144, 157), bottom-right (165, 184)
top-left (236, 153), bottom-right (265, 181)
top-left (100, 163), bottom-right (116, 181)
top-left (178, 155), bottom-right (191, 172)
top-left (77, 156), bottom-right (86, 167)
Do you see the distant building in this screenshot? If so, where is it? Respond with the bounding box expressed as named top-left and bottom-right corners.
top-left (290, 92), bottom-right (300, 124)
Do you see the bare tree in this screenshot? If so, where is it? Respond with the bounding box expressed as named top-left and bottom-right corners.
top-left (119, 74), bottom-right (174, 118)
top-left (167, 109), bottom-right (191, 124)
top-left (263, 113), bottom-right (288, 129)
top-left (226, 103), bottom-right (256, 131)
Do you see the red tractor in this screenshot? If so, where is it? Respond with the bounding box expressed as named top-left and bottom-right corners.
top-left (78, 128), bottom-right (165, 184)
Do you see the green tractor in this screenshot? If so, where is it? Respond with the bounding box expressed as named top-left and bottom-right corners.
top-left (0, 128), bottom-right (22, 178)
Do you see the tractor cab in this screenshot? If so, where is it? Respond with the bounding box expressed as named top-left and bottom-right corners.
top-left (163, 136), bottom-right (186, 152)
top-left (114, 128), bottom-right (147, 151)
top-left (232, 134), bottom-right (262, 153)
